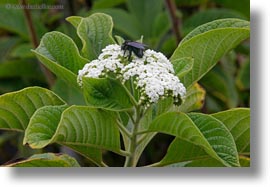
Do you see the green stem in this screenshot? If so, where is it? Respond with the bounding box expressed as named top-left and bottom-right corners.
top-left (122, 83), bottom-right (138, 106)
top-left (116, 119), bottom-right (132, 138)
top-left (136, 133), bottom-right (150, 145)
top-left (124, 106), bottom-right (141, 167)
top-left (100, 161), bottom-right (109, 167)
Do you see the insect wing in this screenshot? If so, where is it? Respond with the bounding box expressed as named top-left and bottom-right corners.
top-left (126, 41), bottom-right (147, 49)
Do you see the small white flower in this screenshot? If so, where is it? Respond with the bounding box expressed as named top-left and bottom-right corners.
top-left (77, 44), bottom-right (186, 106)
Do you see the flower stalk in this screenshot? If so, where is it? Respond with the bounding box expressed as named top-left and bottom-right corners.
top-left (124, 106), bottom-right (141, 167)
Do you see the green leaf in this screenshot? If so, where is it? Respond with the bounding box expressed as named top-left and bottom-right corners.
top-left (24, 105), bottom-right (122, 155)
top-left (152, 138), bottom-right (210, 167)
top-left (163, 151), bottom-right (250, 167)
top-left (148, 112), bottom-right (239, 167)
top-left (82, 77), bottom-right (133, 111)
top-left (211, 108), bottom-right (250, 153)
top-left (0, 87), bottom-right (65, 131)
top-left (66, 16), bottom-right (83, 28)
top-left (187, 113), bottom-right (239, 166)
top-left (6, 153), bottom-right (80, 167)
top-left (23, 105), bottom-right (102, 165)
top-left (32, 31), bottom-right (88, 88)
top-left (154, 98), bottom-right (174, 117)
top-left (34, 31), bottom-right (87, 74)
top-left (23, 105), bottom-right (68, 147)
top-left (156, 108), bottom-right (250, 167)
top-left (172, 57), bottom-right (194, 78)
top-left (52, 79), bottom-right (85, 105)
top-left (171, 19), bottom-right (250, 88)
top-left (77, 13), bottom-right (115, 60)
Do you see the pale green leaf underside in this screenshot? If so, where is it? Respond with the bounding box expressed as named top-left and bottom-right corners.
top-left (24, 106), bottom-right (121, 156)
top-left (32, 31), bottom-right (88, 89)
top-left (148, 112), bottom-right (239, 167)
top-left (171, 18), bottom-right (250, 88)
top-left (166, 156), bottom-right (250, 167)
top-left (34, 31), bottom-right (88, 74)
top-left (23, 105), bottom-right (102, 165)
top-left (0, 87), bottom-right (65, 131)
top-left (7, 153), bottom-right (80, 167)
top-left (211, 108), bottom-right (250, 153)
top-left (77, 13), bottom-right (115, 60)
top-left (181, 18), bottom-right (249, 43)
top-left (152, 138), bottom-right (210, 167)
top-left (155, 108), bottom-right (249, 167)
top-left (66, 16), bottom-right (83, 28)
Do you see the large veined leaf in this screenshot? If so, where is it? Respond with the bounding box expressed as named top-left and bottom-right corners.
top-left (24, 106), bottom-right (122, 156)
top-left (165, 157), bottom-right (250, 167)
top-left (0, 87), bottom-right (65, 131)
top-left (147, 112), bottom-right (239, 167)
top-left (151, 138), bottom-right (210, 167)
top-left (23, 105), bottom-right (102, 166)
top-left (171, 18), bottom-right (250, 88)
top-left (32, 31), bottom-right (88, 89)
top-left (171, 57), bottom-right (194, 78)
top-left (76, 13), bottom-right (115, 60)
top-left (82, 77), bottom-right (133, 111)
top-left (6, 153), bottom-right (80, 167)
top-left (154, 108), bottom-right (249, 167)
top-left (211, 108), bottom-right (250, 153)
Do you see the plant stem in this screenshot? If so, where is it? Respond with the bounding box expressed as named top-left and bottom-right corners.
top-left (116, 119), bottom-right (132, 138)
top-left (122, 83), bottom-right (139, 106)
top-left (20, 0), bottom-right (55, 87)
top-left (124, 106), bottom-right (141, 167)
top-left (165, 0), bottom-right (181, 43)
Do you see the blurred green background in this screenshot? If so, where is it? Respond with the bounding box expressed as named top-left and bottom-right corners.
top-left (0, 0), bottom-right (250, 166)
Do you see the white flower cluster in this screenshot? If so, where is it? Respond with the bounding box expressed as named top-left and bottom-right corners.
top-left (77, 44), bottom-right (186, 106)
top-left (77, 44), bottom-right (124, 86)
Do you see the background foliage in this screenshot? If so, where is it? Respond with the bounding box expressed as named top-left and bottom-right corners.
top-left (0, 0), bottom-right (249, 166)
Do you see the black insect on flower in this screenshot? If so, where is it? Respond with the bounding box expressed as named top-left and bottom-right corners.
top-left (121, 40), bottom-right (147, 61)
